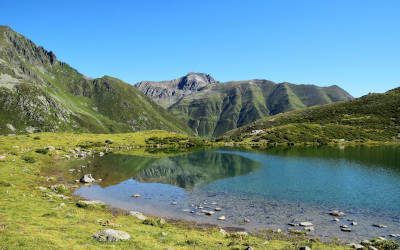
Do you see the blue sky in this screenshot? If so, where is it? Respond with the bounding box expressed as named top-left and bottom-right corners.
top-left (1, 0), bottom-right (399, 97)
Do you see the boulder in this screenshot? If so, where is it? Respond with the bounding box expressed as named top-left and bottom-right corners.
top-left (217, 216), bottom-right (226, 221)
top-left (80, 174), bottom-right (95, 183)
top-left (76, 200), bottom-right (105, 209)
top-left (92, 229), bottom-right (131, 242)
top-left (299, 247), bottom-right (311, 250)
top-left (129, 211), bottom-right (147, 221)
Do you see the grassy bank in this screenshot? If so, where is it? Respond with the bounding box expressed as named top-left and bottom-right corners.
top-left (0, 131), bottom-right (350, 249)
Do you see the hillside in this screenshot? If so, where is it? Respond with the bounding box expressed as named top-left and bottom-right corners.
top-left (221, 87), bottom-right (400, 145)
top-left (137, 75), bottom-right (353, 137)
top-left (0, 26), bottom-right (191, 134)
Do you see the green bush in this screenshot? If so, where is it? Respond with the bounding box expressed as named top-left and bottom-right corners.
top-left (22, 156), bottom-right (36, 163)
top-left (35, 148), bottom-right (49, 154)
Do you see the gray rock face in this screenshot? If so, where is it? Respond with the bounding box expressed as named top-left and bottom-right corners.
top-left (92, 229), bottom-right (131, 242)
top-left (136, 72), bottom-right (217, 108)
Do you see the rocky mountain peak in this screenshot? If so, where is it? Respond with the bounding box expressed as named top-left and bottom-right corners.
top-left (178, 72), bottom-right (217, 91)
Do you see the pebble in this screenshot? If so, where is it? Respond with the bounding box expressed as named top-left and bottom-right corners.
top-left (351, 221), bottom-right (358, 226)
top-left (218, 216), bottom-right (226, 221)
top-left (299, 222), bottom-right (313, 227)
top-left (203, 210), bottom-right (215, 216)
top-left (373, 224), bottom-right (387, 228)
top-left (214, 207), bottom-right (222, 211)
top-left (132, 194), bottom-right (141, 198)
top-left (304, 226), bottom-right (314, 232)
top-left (341, 227), bottom-right (351, 232)
top-left (348, 243), bottom-right (363, 249)
top-left (219, 228), bottom-right (227, 236)
top-left (333, 218), bottom-right (340, 222)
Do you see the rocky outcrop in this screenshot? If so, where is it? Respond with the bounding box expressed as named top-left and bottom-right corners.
top-left (136, 72), bottom-right (217, 108)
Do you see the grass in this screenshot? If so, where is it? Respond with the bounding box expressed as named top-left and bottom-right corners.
top-left (0, 131), bottom-right (349, 249)
top-left (221, 88), bottom-right (400, 147)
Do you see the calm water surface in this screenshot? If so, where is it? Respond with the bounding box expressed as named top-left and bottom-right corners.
top-left (72, 146), bottom-right (400, 242)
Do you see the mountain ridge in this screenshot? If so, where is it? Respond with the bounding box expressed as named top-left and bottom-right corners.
top-left (136, 74), bottom-right (353, 137)
top-left (0, 26), bottom-right (192, 134)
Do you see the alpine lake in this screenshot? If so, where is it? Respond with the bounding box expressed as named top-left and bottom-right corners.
top-left (63, 146), bottom-right (400, 242)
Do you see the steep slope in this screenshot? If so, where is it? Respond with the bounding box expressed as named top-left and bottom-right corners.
top-left (221, 87), bottom-right (400, 145)
top-left (136, 72), bottom-right (217, 108)
top-left (137, 75), bottom-right (353, 137)
top-left (0, 26), bottom-right (191, 134)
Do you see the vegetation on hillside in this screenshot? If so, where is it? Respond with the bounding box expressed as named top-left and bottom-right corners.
top-left (221, 88), bottom-right (400, 147)
top-left (139, 75), bottom-right (353, 137)
top-left (0, 26), bottom-right (191, 135)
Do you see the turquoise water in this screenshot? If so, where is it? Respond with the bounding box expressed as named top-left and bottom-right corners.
top-left (74, 146), bottom-right (400, 241)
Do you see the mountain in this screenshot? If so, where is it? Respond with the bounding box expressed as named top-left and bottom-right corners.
top-left (136, 74), bottom-right (353, 137)
top-left (221, 87), bottom-right (400, 145)
top-left (136, 72), bottom-right (217, 108)
top-left (0, 26), bottom-right (191, 134)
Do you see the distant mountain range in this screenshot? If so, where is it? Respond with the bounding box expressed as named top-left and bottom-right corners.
top-left (0, 26), bottom-right (360, 138)
top-left (136, 73), bottom-right (353, 136)
top-left (0, 26), bottom-right (191, 134)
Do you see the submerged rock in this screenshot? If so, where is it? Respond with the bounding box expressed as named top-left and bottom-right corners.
top-left (372, 224), bottom-right (387, 228)
top-left (92, 229), bottom-right (131, 242)
top-left (329, 210), bottom-right (345, 217)
top-left (80, 174), bottom-right (95, 183)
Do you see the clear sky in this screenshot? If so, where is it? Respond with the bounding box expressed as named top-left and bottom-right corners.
top-left (1, 0), bottom-right (399, 97)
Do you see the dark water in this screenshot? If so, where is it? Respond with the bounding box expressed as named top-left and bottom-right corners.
top-left (72, 146), bottom-right (400, 242)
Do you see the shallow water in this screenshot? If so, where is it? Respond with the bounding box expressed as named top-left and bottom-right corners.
top-left (73, 146), bottom-right (400, 242)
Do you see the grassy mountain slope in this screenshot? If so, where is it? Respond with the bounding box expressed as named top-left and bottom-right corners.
top-left (221, 88), bottom-right (400, 145)
top-left (166, 80), bottom-right (352, 137)
top-left (0, 26), bottom-right (191, 134)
